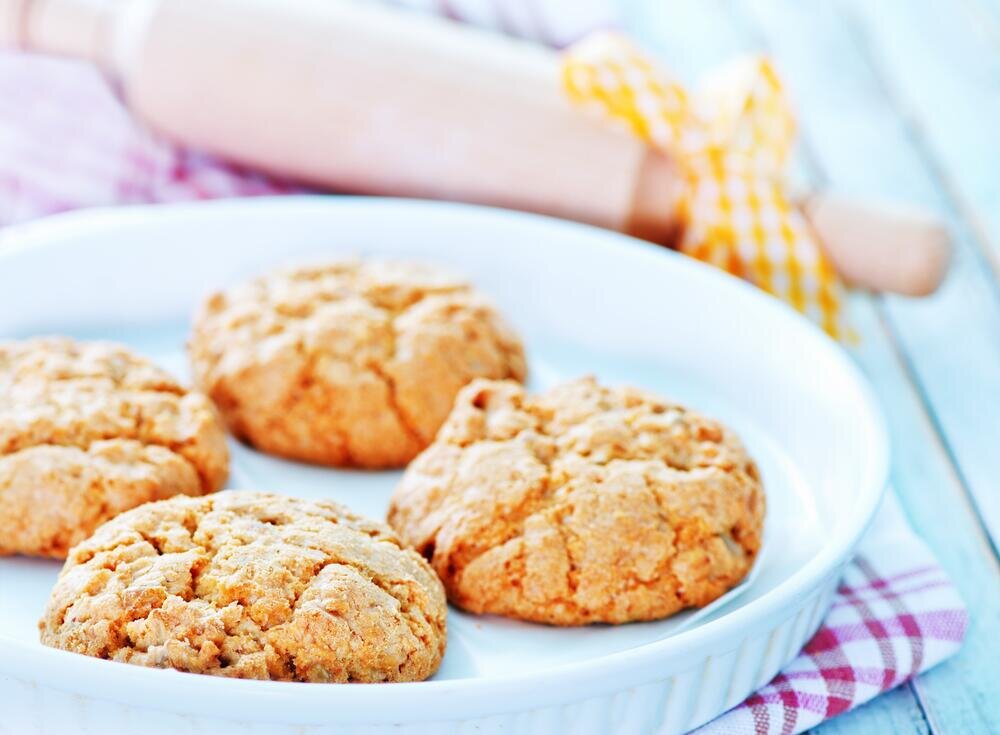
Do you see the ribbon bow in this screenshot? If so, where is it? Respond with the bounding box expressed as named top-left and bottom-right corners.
top-left (562, 34), bottom-right (845, 339)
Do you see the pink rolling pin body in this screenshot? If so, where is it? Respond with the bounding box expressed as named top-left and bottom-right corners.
top-left (6, 0), bottom-right (681, 243)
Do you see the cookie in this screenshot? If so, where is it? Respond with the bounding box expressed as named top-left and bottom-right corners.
top-left (40, 491), bottom-right (447, 683)
top-left (387, 377), bottom-right (765, 626)
top-left (0, 338), bottom-right (228, 558)
top-left (189, 260), bottom-right (526, 469)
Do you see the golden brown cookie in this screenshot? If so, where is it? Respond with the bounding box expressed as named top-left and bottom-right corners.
top-left (188, 260), bottom-right (526, 469)
top-left (40, 491), bottom-right (447, 683)
top-left (388, 377), bottom-right (765, 626)
top-left (0, 337), bottom-right (228, 558)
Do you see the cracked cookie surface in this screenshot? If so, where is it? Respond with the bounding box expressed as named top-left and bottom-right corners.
top-left (388, 377), bottom-right (765, 626)
top-left (189, 260), bottom-right (526, 469)
top-left (0, 338), bottom-right (228, 558)
top-left (39, 491), bottom-right (447, 682)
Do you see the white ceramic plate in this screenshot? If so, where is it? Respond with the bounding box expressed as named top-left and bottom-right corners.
top-left (0, 198), bottom-right (888, 735)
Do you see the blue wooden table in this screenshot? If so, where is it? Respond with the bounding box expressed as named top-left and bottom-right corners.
top-left (624, 1), bottom-right (1000, 732)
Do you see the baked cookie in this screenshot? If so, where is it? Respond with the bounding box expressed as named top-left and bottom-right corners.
top-left (0, 338), bottom-right (228, 558)
top-left (40, 491), bottom-right (447, 683)
top-left (388, 377), bottom-right (765, 626)
top-left (189, 260), bottom-right (526, 469)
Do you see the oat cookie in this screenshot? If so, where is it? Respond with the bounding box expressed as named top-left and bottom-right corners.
top-left (388, 377), bottom-right (765, 626)
top-left (0, 338), bottom-right (228, 558)
top-left (189, 260), bottom-right (526, 469)
top-left (40, 491), bottom-right (447, 682)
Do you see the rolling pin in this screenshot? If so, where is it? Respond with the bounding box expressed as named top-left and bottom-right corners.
top-left (0, 0), bottom-right (949, 295)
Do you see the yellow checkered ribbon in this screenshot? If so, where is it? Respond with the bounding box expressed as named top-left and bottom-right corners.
top-left (562, 34), bottom-right (845, 339)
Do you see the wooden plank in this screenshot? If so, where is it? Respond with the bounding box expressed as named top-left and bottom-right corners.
top-left (623, 0), bottom-right (755, 72)
top-left (715, 1), bottom-right (1000, 732)
top-left (840, 0), bottom-right (1000, 279)
top-left (742, 0), bottom-right (1000, 552)
top-left (843, 288), bottom-right (1000, 735)
top-left (827, 0), bottom-right (1000, 555)
top-left (956, 0), bottom-right (1000, 33)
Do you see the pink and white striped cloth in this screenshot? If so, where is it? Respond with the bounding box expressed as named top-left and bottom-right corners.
top-left (696, 492), bottom-right (966, 735)
top-left (0, 2), bottom-right (967, 733)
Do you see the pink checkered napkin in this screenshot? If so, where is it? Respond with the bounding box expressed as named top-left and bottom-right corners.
top-left (0, 2), bottom-right (967, 732)
top-left (0, 53), bottom-right (296, 227)
top-left (696, 491), bottom-right (967, 735)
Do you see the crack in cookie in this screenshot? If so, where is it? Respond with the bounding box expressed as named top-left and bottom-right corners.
top-left (387, 377), bottom-right (765, 626)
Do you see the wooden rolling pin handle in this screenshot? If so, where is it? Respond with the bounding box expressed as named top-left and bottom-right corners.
top-left (628, 150), bottom-right (685, 246)
top-left (801, 193), bottom-right (952, 296)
